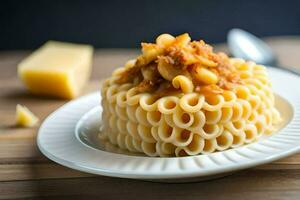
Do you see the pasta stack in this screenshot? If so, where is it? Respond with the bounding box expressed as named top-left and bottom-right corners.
top-left (100, 33), bottom-right (281, 157)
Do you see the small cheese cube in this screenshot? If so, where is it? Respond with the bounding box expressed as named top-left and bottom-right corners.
top-left (16, 104), bottom-right (39, 127)
top-left (18, 41), bottom-right (93, 99)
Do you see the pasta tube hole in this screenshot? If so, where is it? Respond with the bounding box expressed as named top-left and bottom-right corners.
top-left (180, 130), bottom-right (191, 141)
top-left (189, 111), bottom-right (205, 130)
top-left (203, 124), bottom-right (217, 135)
top-left (245, 129), bottom-right (255, 140)
top-left (165, 101), bottom-right (176, 109)
top-left (151, 127), bottom-right (160, 141)
top-left (162, 143), bottom-right (176, 154)
top-left (257, 104), bottom-right (265, 114)
top-left (236, 87), bottom-right (250, 100)
top-left (205, 110), bottom-right (221, 124)
top-left (205, 96), bottom-right (221, 106)
top-left (188, 97), bottom-right (198, 106)
top-left (203, 139), bottom-right (215, 152)
top-left (255, 121), bottom-right (264, 135)
top-left (179, 94), bottom-right (204, 113)
top-left (232, 121), bottom-right (244, 130)
top-left (143, 96), bottom-right (157, 105)
top-left (148, 111), bottom-right (162, 123)
top-left (232, 103), bottom-right (243, 121)
top-left (249, 112), bottom-right (257, 122)
top-left (166, 126), bottom-right (173, 137)
top-left (222, 91), bottom-right (235, 102)
top-left (220, 107), bottom-right (233, 122)
top-left (181, 113), bottom-right (192, 124)
top-left (187, 134), bottom-right (203, 152)
top-left (173, 110), bottom-right (194, 128)
top-left (177, 149), bottom-right (188, 157)
top-left (159, 123), bottom-right (173, 140)
top-left (216, 134), bottom-right (228, 147)
top-left (142, 142), bottom-right (157, 156)
top-left (232, 134), bottom-right (243, 146)
top-left (239, 71), bottom-right (251, 79)
top-left (241, 102), bottom-right (251, 119)
top-left (238, 63), bottom-right (250, 71)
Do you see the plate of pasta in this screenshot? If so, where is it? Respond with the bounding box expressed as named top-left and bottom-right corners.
top-left (38, 33), bottom-right (300, 181)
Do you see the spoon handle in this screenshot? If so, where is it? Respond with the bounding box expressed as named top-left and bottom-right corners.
top-left (278, 65), bottom-right (300, 76)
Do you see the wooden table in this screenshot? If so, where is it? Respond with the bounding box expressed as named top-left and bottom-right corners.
top-left (1, 36), bottom-right (300, 199)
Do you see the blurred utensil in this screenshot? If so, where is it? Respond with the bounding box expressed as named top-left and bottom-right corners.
top-left (227, 28), bottom-right (300, 75)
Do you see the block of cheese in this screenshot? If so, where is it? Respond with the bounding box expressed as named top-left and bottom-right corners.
top-left (16, 104), bottom-right (39, 127)
top-left (18, 41), bottom-right (93, 99)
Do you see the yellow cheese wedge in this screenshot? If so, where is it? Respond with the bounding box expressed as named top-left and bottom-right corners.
top-left (16, 104), bottom-right (39, 127)
top-left (18, 41), bottom-right (93, 99)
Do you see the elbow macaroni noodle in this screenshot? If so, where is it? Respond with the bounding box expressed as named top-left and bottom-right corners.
top-left (99, 34), bottom-right (281, 157)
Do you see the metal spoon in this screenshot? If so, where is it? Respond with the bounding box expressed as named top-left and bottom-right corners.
top-left (227, 28), bottom-right (300, 75)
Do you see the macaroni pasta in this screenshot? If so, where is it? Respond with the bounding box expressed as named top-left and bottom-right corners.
top-left (99, 33), bottom-right (281, 157)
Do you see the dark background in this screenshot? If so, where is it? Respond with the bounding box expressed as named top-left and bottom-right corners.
top-left (1, 0), bottom-right (300, 50)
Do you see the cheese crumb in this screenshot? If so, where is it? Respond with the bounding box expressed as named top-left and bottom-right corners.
top-left (16, 104), bottom-right (39, 127)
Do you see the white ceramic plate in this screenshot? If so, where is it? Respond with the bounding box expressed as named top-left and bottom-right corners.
top-left (38, 68), bottom-right (300, 181)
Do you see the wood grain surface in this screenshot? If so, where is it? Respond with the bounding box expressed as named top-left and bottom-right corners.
top-left (0, 36), bottom-right (300, 200)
